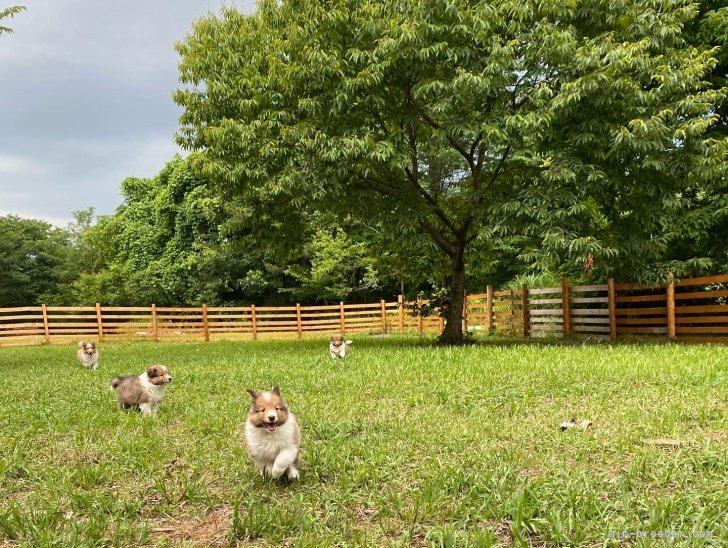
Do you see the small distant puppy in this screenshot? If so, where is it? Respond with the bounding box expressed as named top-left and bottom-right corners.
top-left (77, 341), bottom-right (99, 370)
top-left (245, 385), bottom-right (300, 480)
top-left (109, 364), bottom-right (173, 415)
top-left (329, 335), bottom-right (353, 358)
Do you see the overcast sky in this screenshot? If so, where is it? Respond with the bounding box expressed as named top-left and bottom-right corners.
top-left (0, 0), bottom-right (255, 227)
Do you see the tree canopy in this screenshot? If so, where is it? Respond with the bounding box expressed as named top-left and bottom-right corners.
top-left (174, 0), bottom-right (728, 342)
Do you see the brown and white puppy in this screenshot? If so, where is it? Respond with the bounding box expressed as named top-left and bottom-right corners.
top-left (77, 341), bottom-right (99, 370)
top-left (109, 364), bottom-right (173, 415)
top-left (329, 335), bottom-right (353, 359)
top-left (245, 386), bottom-right (300, 480)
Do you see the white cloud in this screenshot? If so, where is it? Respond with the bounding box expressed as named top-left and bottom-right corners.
top-left (0, 154), bottom-right (47, 175)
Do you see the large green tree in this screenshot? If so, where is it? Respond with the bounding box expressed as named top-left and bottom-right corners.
top-left (176, 0), bottom-right (727, 342)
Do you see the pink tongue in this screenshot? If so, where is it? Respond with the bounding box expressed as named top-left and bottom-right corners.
top-left (266, 423), bottom-right (277, 431)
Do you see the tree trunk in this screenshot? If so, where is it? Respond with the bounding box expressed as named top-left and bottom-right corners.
top-left (438, 250), bottom-right (466, 344)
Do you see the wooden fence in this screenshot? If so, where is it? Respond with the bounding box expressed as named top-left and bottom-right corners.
top-left (2, 274), bottom-right (728, 347)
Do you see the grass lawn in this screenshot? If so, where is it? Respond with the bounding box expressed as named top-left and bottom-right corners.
top-left (0, 337), bottom-right (726, 547)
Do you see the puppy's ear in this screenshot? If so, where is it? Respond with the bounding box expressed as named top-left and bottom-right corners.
top-left (330, 336), bottom-right (335, 342)
top-left (146, 366), bottom-right (158, 378)
top-left (247, 389), bottom-right (258, 400)
top-left (78, 341), bottom-right (85, 348)
top-left (271, 385), bottom-right (280, 396)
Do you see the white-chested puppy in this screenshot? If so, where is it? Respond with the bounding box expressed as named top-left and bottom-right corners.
top-left (77, 341), bottom-right (99, 370)
top-left (329, 335), bottom-right (353, 358)
top-left (109, 364), bottom-right (173, 415)
top-left (245, 386), bottom-right (300, 480)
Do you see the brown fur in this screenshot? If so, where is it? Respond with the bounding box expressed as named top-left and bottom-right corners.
top-left (110, 364), bottom-right (172, 413)
top-left (246, 386), bottom-right (300, 468)
top-left (247, 385), bottom-right (290, 429)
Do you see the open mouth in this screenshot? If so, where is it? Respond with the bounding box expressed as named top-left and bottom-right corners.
top-left (265, 421), bottom-right (278, 432)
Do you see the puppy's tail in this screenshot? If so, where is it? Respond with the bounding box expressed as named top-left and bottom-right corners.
top-left (346, 340), bottom-right (353, 345)
top-left (109, 377), bottom-right (122, 391)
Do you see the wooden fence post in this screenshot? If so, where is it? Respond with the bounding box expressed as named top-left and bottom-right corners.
top-left (522, 284), bottom-right (529, 337)
top-left (151, 304), bottom-right (158, 343)
top-left (398, 295), bottom-right (404, 333)
top-left (509, 289), bottom-right (515, 331)
top-left (95, 302), bottom-right (103, 341)
top-left (561, 278), bottom-right (571, 336)
top-left (250, 305), bottom-right (257, 340)
top-left (462, 294), bottom-right (468, 332)
top-left (340, 302), bottom-right (346, 334)
top-left (380, 299), bottom-right (387, 333)
top-left (608, 278), bottom-right (617, 340)
top-left (667, 273), bottom-right (676, 340)
top-left (41, 304), bottom-right (50, 344)
top-left (202, 304), bottom-right (209, 342)
top-left (486, 285), bottom-right (494, 331)
top-left (417, 296), bottom-right (423, 334)
top-left (296, 303), bottom-right (302, 339)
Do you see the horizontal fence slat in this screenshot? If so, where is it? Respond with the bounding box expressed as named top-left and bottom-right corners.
top-left (674, 316), bottom-right (728, 325)
top-left (674, 274), bottom-right (728, 287)
top-left (618, 326), bottom-right (669, 334)
top-left (674, 304), bottom-right (728, 315)
top-left (615, 307), bottom-right (667, 316)
top-left (570, 285), bottom-right (608, 292)
top-left (528, 316), bottom-right (564, 324)
top-left (528, 288), bottom-right (562, 295)
top-left (529, 309), bottom-right (563, 316)
top-left (570, 309), bottom-right (609, 317)
top-left (674, 289), bottom-right (728, 300)
top-left (571, 317), bottom-right (610, 325)
top-left (571, 325), bottom-right (611, 333)
top-left (676, 326), bottom-right (728, 334)
top-left (615, 294), bottom-right (667, 303)
top-left (677, 336), bottom-right (728, 344)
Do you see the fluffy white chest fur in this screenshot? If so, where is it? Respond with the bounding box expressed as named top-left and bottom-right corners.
top-left (245, 413), bottom-right (300, 480)
top-left (77, 350), bottom-right (99, 369)
top-left (139, 374), bottom-right (167, 406)
top-left (329, 340), bottom-right (353, 358)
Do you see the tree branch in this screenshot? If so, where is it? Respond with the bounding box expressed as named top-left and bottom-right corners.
top-left (420, 218), bottom-right (457, 256)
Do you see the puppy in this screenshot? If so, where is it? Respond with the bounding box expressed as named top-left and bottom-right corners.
top-left (109, 364), bottom-right (173, 415)
top-left (77, 341), bottom-right (99, 370)
top-left (329, 335), bottom-right (353, 358)
top-left (245, 385), bottom-right (300, 480)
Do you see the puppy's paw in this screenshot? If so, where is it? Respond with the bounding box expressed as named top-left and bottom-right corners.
top-left (287, 467), bottom-right (300, 480)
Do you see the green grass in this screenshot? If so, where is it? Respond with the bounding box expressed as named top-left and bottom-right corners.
top-left (0, 337), bottom-right (727, 547)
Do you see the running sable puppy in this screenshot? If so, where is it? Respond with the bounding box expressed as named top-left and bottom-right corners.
top-left (77, 341), bottom-right (99, 370)
top-left (245, 385), bottom-right (301, 480)
top-left (329, 335), bottom-right (353, 358)
top-left (109, 365), bottom-right (173, 415)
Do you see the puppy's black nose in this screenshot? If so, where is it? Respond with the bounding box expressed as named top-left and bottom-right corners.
top-left (168, 377), bottom-right (173, 382)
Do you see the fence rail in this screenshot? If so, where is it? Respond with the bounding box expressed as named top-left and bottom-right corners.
top-left (2, 275), bottom-right (728, 347)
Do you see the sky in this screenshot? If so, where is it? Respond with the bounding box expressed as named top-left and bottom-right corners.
top-left (0, 0), bottom-right (255, 227)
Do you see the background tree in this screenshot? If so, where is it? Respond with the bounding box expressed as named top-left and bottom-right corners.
top-left (175, 0), bottom-right (728, 343)
top-left (0, 216), bottom-right (71, 306)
